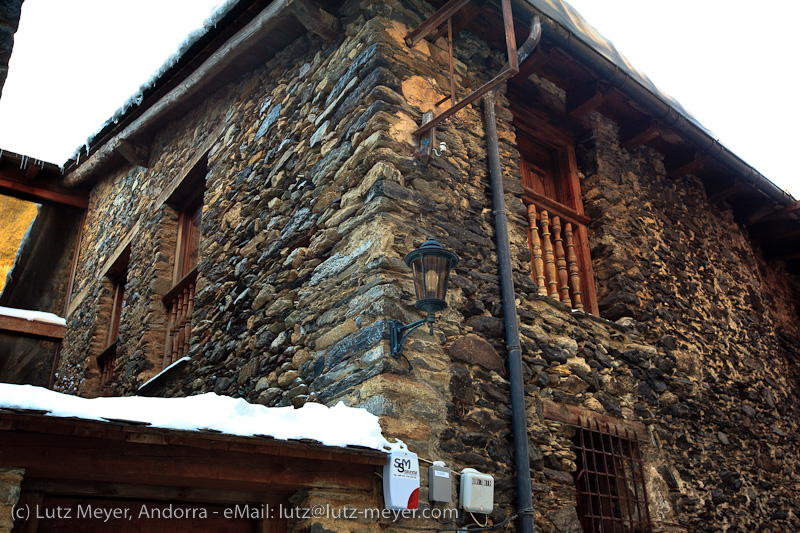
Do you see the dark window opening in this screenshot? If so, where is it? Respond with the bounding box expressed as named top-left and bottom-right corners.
top-left (572, 418), bottom-right (653, 532)
top-left (98, 260), bottom-right (127, 392)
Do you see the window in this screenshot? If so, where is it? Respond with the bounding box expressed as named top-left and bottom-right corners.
top-left (162, 158), bottom-right (206, 368)
top-left (97, 247), bottom-right (130, 392)
top-left (572, 418), bottom-right (653, 532)
top-left (514, 114), bottom-right (598, 314)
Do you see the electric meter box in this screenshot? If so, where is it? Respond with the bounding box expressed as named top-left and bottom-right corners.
top-left (460, 468), bottom-right (494, 513)
top-left (383, 448), bottom-right (420, 510)
top-left (428, 461), bottom-right (452, 503)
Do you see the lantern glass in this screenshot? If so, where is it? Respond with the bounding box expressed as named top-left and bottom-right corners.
top-left (404, 238), bottom-right (459, 315)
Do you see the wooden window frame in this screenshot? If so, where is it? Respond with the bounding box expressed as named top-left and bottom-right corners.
top-left (162, 156), bottom-right (207, 369)
top-left (96, 245), bottom-right (130, 392)
top-left (513, 113), bottom-right (599, 315)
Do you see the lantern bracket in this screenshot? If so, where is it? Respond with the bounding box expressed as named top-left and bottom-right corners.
top-left (389, 312), bottom-right (435, 360)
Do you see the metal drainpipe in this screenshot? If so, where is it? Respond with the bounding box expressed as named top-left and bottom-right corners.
top-left (483, 91), bottom-right (535, 533)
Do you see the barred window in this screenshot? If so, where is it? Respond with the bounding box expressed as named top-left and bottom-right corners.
top-left (572, 418), bottom-right (653, 532)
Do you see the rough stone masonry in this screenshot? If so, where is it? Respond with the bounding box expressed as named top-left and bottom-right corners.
top-left (55, 0), bottom-right (799, 531)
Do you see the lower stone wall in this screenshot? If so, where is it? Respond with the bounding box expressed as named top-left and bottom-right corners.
top-left (0, 468), bottom-right (23, 533)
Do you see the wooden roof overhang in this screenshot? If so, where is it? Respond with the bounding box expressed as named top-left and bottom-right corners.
top-left (62, 0), bottom-right (342, 188)
top-left (426, 0), bottom-right (800, 277)
top-left (0, 409), bottom-right (386, 501)
top-left (0, 150), bottom-right (88, 208)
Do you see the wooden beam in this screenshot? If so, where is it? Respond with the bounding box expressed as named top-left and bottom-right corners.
top-left (24, 163), bottom-right (42, 180)
top-left (116, 139), bottom-right (150, 167)
top-left (543, 400), bottom-right (648, 442)
top-left (64, 0), bottom-right (296, 187)
top-left (620, 119), bottom-right (659, 151)
top-left (749, 199), bottom-right (800, 225)
top-left (753, 227), bottom-right (800, 245)
top-left (22, 479), bottom-right (291, 505)
top-left (517, 45), bottom-right (549, 79)
top-left (0, 172), bottom-right (88, 209)
top-left (566, 80), bottom-right (608, 119)
top-left (3, 429), bottom-right (379, 493)
top-left (666, 151), bottom-right (704, 179)
top-left (288, 0), bottom-right (339, 42)
top-left (0, 314), bottom-right (65, 340)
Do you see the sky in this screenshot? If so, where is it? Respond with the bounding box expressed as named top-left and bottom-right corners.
top-left (0, 0), bottom-right (797, 197)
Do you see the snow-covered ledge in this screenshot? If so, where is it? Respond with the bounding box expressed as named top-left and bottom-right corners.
top-left (0, 306), bottom-right (66, 340)
top-left (0, 384), bottom-right (397, 452)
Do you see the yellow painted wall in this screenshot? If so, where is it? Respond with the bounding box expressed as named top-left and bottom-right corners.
top-left (0, 195), bottom-right (39, 293)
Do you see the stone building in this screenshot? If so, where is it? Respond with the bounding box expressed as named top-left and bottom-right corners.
top-left (3, 0), bottom-right (800, 531)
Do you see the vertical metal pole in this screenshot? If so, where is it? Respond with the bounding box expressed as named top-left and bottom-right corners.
top-left (483, 92), bottom-right (534, 533)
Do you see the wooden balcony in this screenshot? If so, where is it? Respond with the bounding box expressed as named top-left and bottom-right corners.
top-left (162, 267), bottom-right (197, 368)
top-left (525, 196), bottom-right (597, 314)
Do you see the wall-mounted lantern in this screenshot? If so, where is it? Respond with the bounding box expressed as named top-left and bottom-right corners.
top-left (390, 238), bottom-right (459, 359)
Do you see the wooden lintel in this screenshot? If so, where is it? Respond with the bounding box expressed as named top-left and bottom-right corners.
top-left (288, 0), bottom-right (339, 42)
top-left (620, 119), bottom-right (659, 151)
top-left (566, 80), bottom-right (607, 119)
top-left (666, 151), bottom-right (704, 179)
top-left (0, 314), bottom-right (65, 341)
top-left (0, 172), bottom-right (88, 209)
top-left (543, 399), bottom-right (649, 442)
top-left (116, 139), bottom-right (150, 168)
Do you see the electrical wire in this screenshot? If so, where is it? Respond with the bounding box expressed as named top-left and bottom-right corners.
top-left (436, 513), bottom-right (519, 531)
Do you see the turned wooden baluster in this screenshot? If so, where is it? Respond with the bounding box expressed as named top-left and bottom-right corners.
top-left (539, 210), bottom-right (559, 299)
top-left (527, 204), bottom-right (547, 296)
top-left (564, 222), bottom-right (584, 311)
top-left (173, 292), bottom-right (185, 363)
top-left (164, 300), bottom-right (177, 367)
top-left (552, 216), bottom-right (570, 304)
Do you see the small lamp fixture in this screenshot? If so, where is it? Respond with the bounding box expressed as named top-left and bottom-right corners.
top-left (390, 238), bottom-right (459, 359)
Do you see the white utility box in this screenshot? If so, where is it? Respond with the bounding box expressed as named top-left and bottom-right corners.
top-left (460, 468), bottom-right (494, 513)
top-left (383, 448), bottom-right (420, 510)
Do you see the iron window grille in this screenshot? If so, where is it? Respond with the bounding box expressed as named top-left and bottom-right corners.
top-left (572, 418), bottom-right (653, 532)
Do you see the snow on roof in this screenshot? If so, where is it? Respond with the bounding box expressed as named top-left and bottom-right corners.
top-left (0, 383), bottom-right (397, 452)
top-left (69, 0), bottom-right (242, 165)
top-left (0, 306), bottom-right (66, 326)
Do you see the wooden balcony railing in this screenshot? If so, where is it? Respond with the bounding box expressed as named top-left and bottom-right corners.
top-left (526, 200), bottom-right (589, 312)
top-left (97, 338), bottom-right (118, 388)
top-left (162, 267), bottom-right (197, 367)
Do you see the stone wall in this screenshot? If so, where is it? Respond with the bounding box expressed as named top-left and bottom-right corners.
top-left (0, 468), bottom-right (23, 533)
top-left (56, 0), bottom-right (799, 531)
